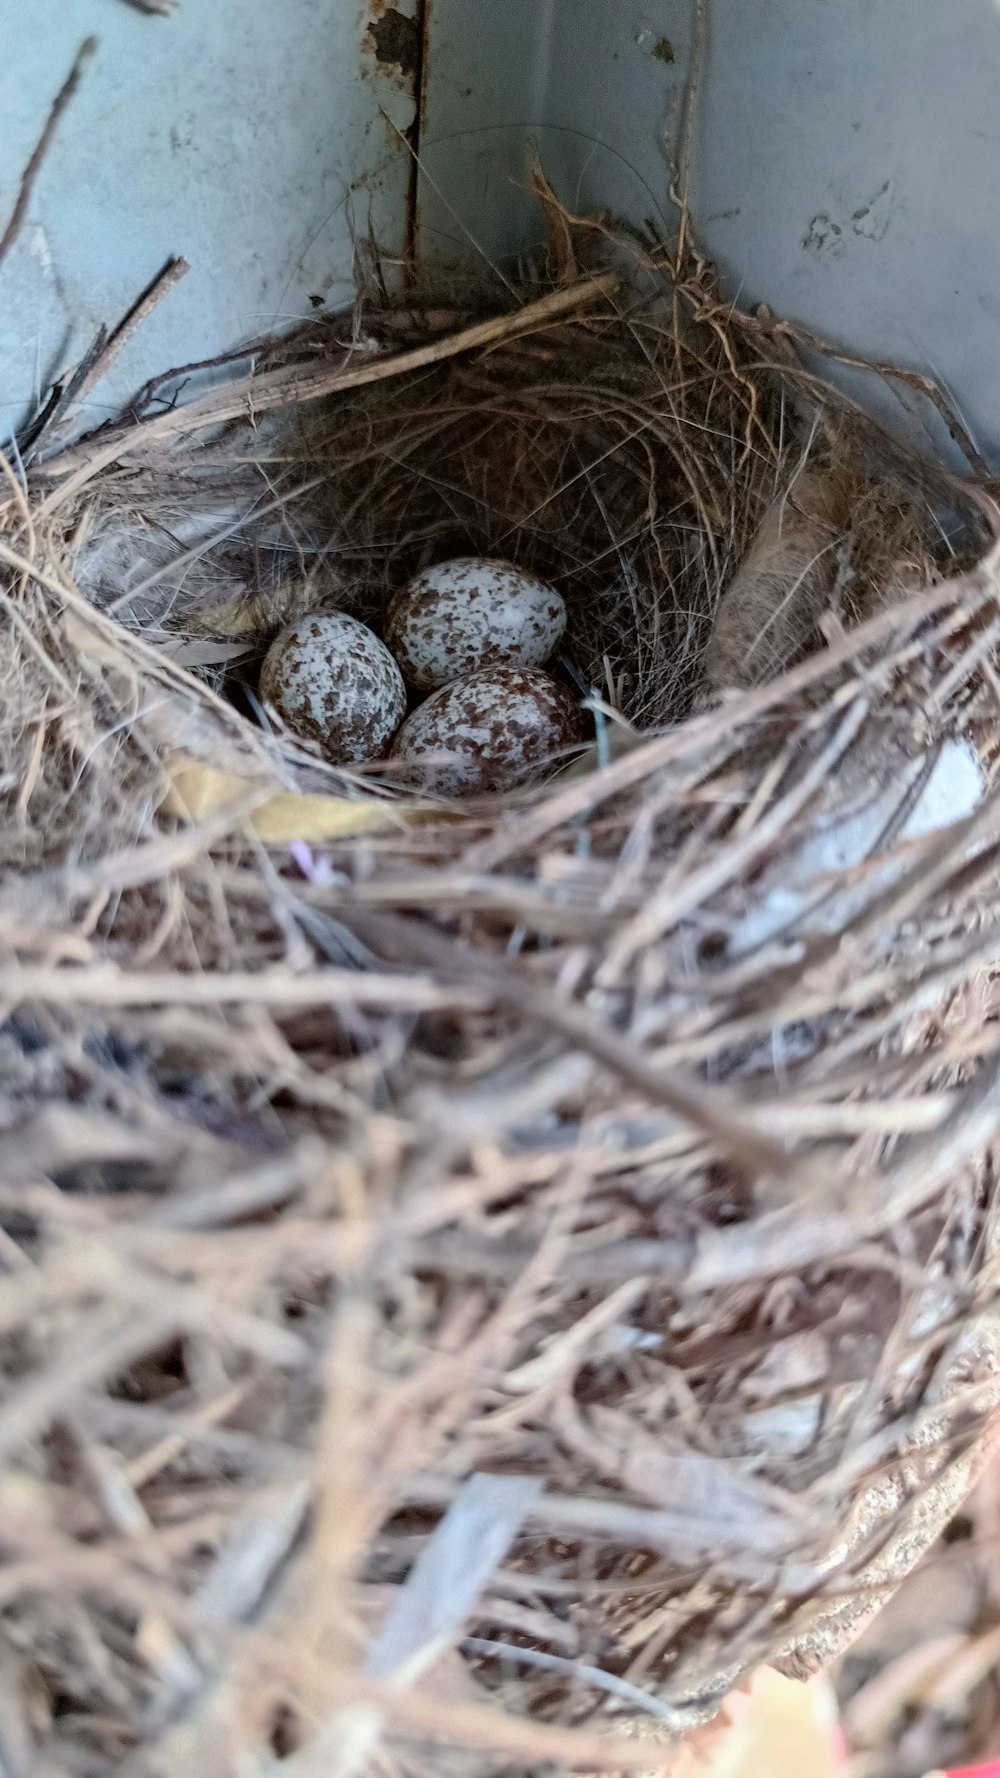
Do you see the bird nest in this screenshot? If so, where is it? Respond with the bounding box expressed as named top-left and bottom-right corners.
top-left (2, 219), bottom-right (1000, 1778)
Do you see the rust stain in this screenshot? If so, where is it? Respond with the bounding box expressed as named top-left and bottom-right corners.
top-left (403, 0), bottom-right (431, 284)
top-left (369, 6), bottom-right (420, 79)
top-left (361, 1), bottom-right (429, 285)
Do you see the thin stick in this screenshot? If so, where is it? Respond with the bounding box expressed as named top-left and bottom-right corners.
top-left (0, 38), bottom-right (98, 273)
top-left (0, 963), bottom-right (487, 1015)
top-left (50, 256), bottom-right (190, 429)
top-left (755, 307), bottom-right (991, 479)
top-left (19, 328), bottom-right (107, 456)
top-left (36, 273), bottom-right (620, 507)
top-left (464, 546), bottom-right (1000, 870)
top-left (320, 1673), bottom-right (682, 1775)
top-left (344, 907), bottom-right (808, 1184)
top-left (674, 0), bottom-right (707, 271)
top-left (461, 1638), bottom-right (680, 1721)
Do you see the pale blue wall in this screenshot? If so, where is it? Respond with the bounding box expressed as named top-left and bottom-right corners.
top-left (1, 0), bottom-right (412, 439)
top-left (10, 2), bottom-right (1000, 466)
top-left (419, 0), bottom-right (1000, 467)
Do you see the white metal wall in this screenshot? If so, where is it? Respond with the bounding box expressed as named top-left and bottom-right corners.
top-left (419, 0), bottom-right (1000, 467)
top-left (8, 3), bottom-right (1000, 467)
top-left (1, 0), bottom-right (414, 441)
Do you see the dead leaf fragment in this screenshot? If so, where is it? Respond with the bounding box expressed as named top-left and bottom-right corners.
top-left (163, 754), bottom-right (402, 842)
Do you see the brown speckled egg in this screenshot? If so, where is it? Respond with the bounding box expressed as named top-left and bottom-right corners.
top-left (391, 667), bottom-right (581, 796)
top-left (260, 613), bottom-right (406, 765)
top-left (385, 557), bottom-right (566, 691)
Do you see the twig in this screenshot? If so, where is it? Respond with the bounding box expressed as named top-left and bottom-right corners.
top-left (0, 962), bottom-right (487, 1015)
top-left (0, 38), bottom-right (97, 273)
top-left (307, 1476), bottom-right (543, 1778)
top-left (365, 1475), bottom-right (542, 1680)
top-left (318, 1672), bottom-right (684, 1775)
top-left (125, 340), bottom-right (268, 427)
top-left (402, 1474), bottom-right (822, 1590)
top-left (117, 0), bottom-right (176, 13)
top-left (36, 273), bottom-right (620, 505)
top-left (461, 1638), bottom-right (680, 1721)
top-left (464, 546), bottom-right (1000, 870)
top-left (674, 0), bottom-right (707, 271)
top-left (342, 906), bottom-right (811, 1184)
top-left (198, 1483), bottom-right (309, 1625)
top-left (43, 256), bottom-right (190, 442)
top-left (754, 306), bottom-right (991, 478)
top-left (18, 326), bottom-right (109, 457)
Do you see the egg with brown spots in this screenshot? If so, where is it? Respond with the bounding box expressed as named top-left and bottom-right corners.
top-left (260, 613), bottom-right (406, 765)
top-left (391, 667), bottom-right (582, 795)
top-left (385, 557), bottom-right (567, 691)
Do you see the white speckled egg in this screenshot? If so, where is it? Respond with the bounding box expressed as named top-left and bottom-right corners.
top-left (260, 612), bottom-right (406, 765)
top-left (391, 667), bottom-right (581, 796)
top-left (384, 557), bottom-right (567, 691)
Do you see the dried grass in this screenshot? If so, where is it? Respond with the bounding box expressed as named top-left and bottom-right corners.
top-left (0, 209), bottom-right (999, 1778)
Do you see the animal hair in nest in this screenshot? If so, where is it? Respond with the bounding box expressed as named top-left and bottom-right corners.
top-left (0, 231), bottom-right (999, 1778)
top-left (702, 443), bottom-right (945, 692)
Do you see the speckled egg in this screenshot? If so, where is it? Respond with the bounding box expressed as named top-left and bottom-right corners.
top-left (391, 667), bottom-right (581, 795)
top-left (260, 613), bottom-right (406, 764)
top-left (384, 557), bottom-right (567, 691)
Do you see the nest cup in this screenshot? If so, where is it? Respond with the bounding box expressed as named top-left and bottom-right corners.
top-left (2, 211), bottom-right (1000, 1778)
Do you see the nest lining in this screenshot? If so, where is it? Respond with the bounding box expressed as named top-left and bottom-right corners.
top-left (0, 222), bottom-right (998, 1778)
top-left (66, 246), bottom-right (968, 771)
